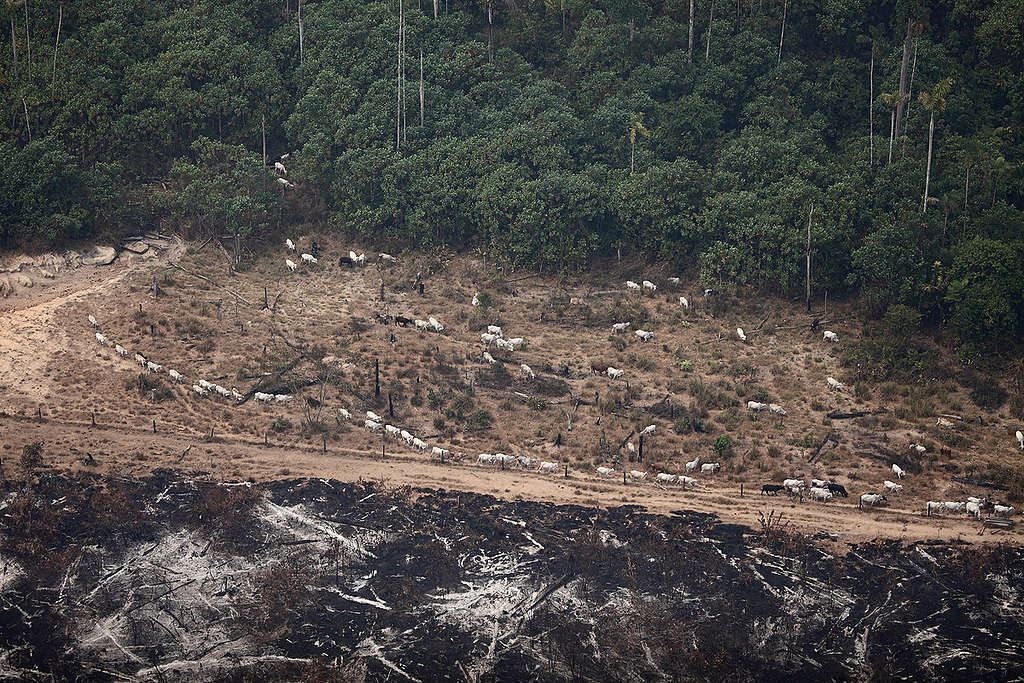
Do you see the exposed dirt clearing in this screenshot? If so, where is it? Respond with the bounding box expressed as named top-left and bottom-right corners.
top-left (0, 235), bottom-right (1020, 545)
top-left (1, 416), bottom-right (1015, 546)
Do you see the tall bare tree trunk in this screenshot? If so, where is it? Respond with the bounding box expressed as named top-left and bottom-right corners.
top-left (705, 0), bottom-right (714, 61)
top-left (922, 111), bottom-right (934, 213)
top-left (10, 17), bottom-right (17, 78)
top-left (23, 0), bottom-right (30, 77)
top-left (433, 0), bottom-right (437, 19)
top-left (687, 0), bottom-right (694, 63)
top-left (22, 96), bottom-right (31, 141)
top-left (298, 0), bottom-right (304, 60)
top-left (777, 0), bottom-right (787, 65)
top-left (629, 17), bottom-right (634, 42)
top-left (487, 2), bottom-right (493, 63)
top-left (901, 35), bottom-right (918, 158)
top-left (869, 51), bottom-right (874, 167)
top-left (964, 165), bottom-right (969, 212)
top-left (401, 8), bottom-right (406, 143)
top-left (895, 18), bottom-right (911, 139)
top-left (396, 0), bottom-right (401, 150)
top-left (888, 109), bottom-right (895, 165)
top-left (261, 111), bottom-right (266, 166)
top-left (805, 202), bottom-right (813, 312)
top-left (419, 49), bottom-right (424, 126)
top-left (51, 3), bottom-right (61, 93)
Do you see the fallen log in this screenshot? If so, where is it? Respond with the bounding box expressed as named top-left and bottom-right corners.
top-left (808, 431), bottom-right (838, 464)
top-left (952, 475), bottom-right (1009, 491)
top-left (827, 408), bottom-right (886, 419)
top-left (168, 262), bottom-right (252, 306)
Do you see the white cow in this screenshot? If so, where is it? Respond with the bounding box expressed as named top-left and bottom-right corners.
top-left (286, 238), bottom-right (295, 250)
top-left (115, 344), bottom-right (128, 358)
top-left (301, 253), bottom-right (317, 264)
top-left (487, 325), bottom-right (503, 337)
top-left (679, 296), bottom-right (689, 309)
top-left (635, 330), bottom-right (653, 342)
top-left (607, 367), bottom-right (624, 379)
top-left (827, 377), bottom-right (844, 391)
top-left (412, 438), bottom-right (428, 451)
top-left (656, 473), bottom-right (677, 484)
top-left (612, 322), bottom-right (630, 333)
top-left (481, 333), bottom-right (497, 345)
top-left (192, 384), bottom-right (209, 397)
top-left (274, 161), bottom-right (287, 175)
top-left (640, 424), bottom-right (656, 436)
top-left (88, 314), bottom-right (98, 327)
top-left (892, 463), bottom-right (905, 479)
top-left (679, 476), bottom-right (698, 488)
top-left (994, 504), bottom-right (1014, 516)
top-left (431, 446), bottom-right (450, 458)
top-left (339, 408), bottom-right (352, 420)
top-left (668, 277), bottom-right (681, 284)
top-left (483, 352), bottom-right (496, 364)
top-left (747, 401), bottom-right (767, 411)
top-left (883, 480), bottom-right (903, 493)
top-left (936, 417), bottom-right (955, 428)
top-left (365, 419), bottom-right (382, 432)
top-left (769, 403), bottom-right (787, 416)
top-left (628, 470), bottom-right (648, 481)
top-left (286, 259), bottom-right (296, 272)
top-left (642, 280), bottom-right (657, 291)
top-left (366, 411), bottom-right (382, 423)
top-left (910, 443), bottom-right (926, 454)
top-left (736, 327), bottom-right (746, 342)
top-left (861, 493), bottom-right (887, 507)
top-left (701, 463), bottom-right (720, 475)
top-left (596, 466), bottom-right (615, 477)
top-left (823, 330), bottom-right (839, 342)
top-left (168, 369), bottom-right (184, 383)
top-left (477, 453), bottom-right (494, 465)
top-left (254, 391), bottom-right (274, 402)
top-left (1017, 430), bottom-right (1024, 449)
top-left (685, 457), bottom-right (700, 473)
top-left (626, 281), bottom-right (641, 290)
top-left (808, 487), bottom-right (833, 502)
top-left (520, 364), bottom-right (535, 379)
top-left (95, 332), bottom-right (108, 346)
top-left (539, 461), bottom-right (559, 473)
top-left (966, 501), bottom-right (982, 519)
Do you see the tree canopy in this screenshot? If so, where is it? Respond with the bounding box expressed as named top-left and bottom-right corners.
top-left (0, 0), bottom-right (1021, 344)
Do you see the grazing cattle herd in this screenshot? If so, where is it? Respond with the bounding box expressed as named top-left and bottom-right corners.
top-left (80, 253), bottom-right (1020, 530)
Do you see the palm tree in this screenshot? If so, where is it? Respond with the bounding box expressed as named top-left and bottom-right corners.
top-left (879, 91), bottom-right (905, 165)
top-left (919, 77), bottom-right (953, 213)
top-left (628, 113), bottom-right (650, 174)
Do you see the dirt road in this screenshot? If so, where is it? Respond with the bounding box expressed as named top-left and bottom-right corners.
top-left (1, 414), bottom-right (1012, 547)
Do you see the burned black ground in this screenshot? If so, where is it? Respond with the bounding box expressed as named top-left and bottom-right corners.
top-left (0, 472), bottom-right (1022, 681)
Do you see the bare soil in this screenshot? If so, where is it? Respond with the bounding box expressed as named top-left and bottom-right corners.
top-left (0, 235), bottom-right (1021, 546)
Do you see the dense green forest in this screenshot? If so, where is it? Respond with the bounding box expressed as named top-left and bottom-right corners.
top-left (1, 0), bottom-right (1022, 345)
